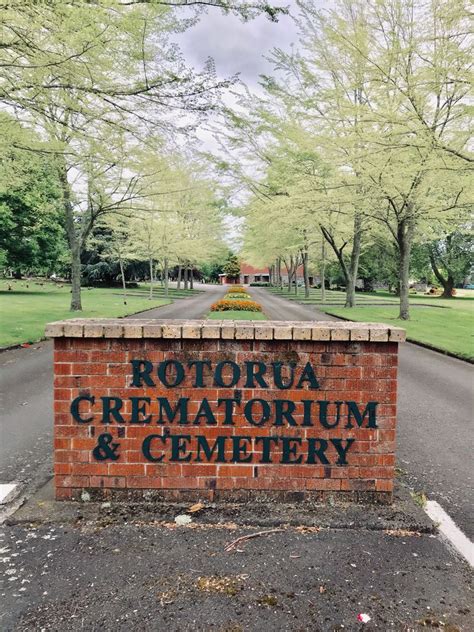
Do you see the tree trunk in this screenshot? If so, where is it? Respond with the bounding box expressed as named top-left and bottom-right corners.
top-left (321, 226), bottom-right (350, 300)
top-left (397, 219), bottom-right (415, 320)
top-left (440, 276), bottom-right (454, 298)
top-left (429, 251), bottom-right (454, 298)
top-left (321, 238), bottom-right (326, 303)
top-left (119, 255), bottom-right (127, 305)
top-left (189, 265), bottom-right (194, 290)
top-left (302, 249), bottom-right (310, 299)
top-left (284, 259), bottom-right (292, 293)
top-left (277, 258), bottom-right (282, 289)
top-left (177, 265), bottom-right (182, 290)
top-left (163, 257), bottom-right (169, 298)
top-left (149, 258), bottom-right (154, 300)
top-left (184, 265), bottom-right (188, 290)
top-left (344, 213), bottom-right (363, 308)
top-left (59, 164), bottom-right (82, 311)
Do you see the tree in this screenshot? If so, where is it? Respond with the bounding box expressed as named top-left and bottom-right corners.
top-left (0, 2), bottom-right (236, 310)
top-left (219, 0), bottom-right (472, 318)
top-left (223, 253), bottom-right (241, 279)
top-left (428, 232), bottom-right (472, 297)
top-left (93, 214), bottom-right (138, 304)
top-left (0, 116), bottom-right (66, 276)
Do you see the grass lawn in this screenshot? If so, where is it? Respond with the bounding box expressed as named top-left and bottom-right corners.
top-left (268, 287), bottom-right (401, 305)
top-left (320, 300), bottom-right (473, 361)
top-left (207, 310), bottom-right (267, 320)
top-left (0, 280), bottom-right (178, 348)
top-left (264, 286), bottom-right (473, 361)
top-left (126, 283), bottom-right (202, 299)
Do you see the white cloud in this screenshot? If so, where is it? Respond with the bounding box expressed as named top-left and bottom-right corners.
top-left (173, 3), bottom-right (300, 87)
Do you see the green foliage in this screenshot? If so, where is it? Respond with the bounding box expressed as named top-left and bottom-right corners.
top-left (219, 0), bottom-right (472, 318)
top-left (0, 118), bottom-right (67, 275)
top-left (358, 242), bottom-right (399, 290)
top-left (223, 253), bottom-right (241, 278)
top-left (429, 232), bottom-right (472, 287)
top-left (226, 292), bottom-right (251, 299)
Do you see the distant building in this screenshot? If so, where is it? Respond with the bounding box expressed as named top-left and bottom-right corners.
top-left (219, 263), bottom-right (314, 285)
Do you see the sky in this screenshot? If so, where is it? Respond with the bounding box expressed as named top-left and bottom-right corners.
top-left (172, 1), bottom-right (308, 153)
top-left (171, 1), bottom-right (324, 247)
top-left (174, 2), bottom-right (300, 92)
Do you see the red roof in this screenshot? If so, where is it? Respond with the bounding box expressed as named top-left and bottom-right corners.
top-left (239, 262), bottom-right (306, 277)
top-left (240, 263), bottom-right (270, 275)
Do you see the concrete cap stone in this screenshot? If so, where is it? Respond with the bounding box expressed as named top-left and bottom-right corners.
top-left (45, 319), bottom-right (406, 342)
top-left (201, 322), bottom-right (222, 339)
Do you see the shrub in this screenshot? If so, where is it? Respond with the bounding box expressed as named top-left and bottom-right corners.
top-left (210, 299), bottom-right (263, 312)
top-left (225, 292), bottom-right (251, 299)
top-left (249, 282), bottom-right (269, 287)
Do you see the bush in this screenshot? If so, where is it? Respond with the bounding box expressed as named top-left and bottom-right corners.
top-left (210, 299), bottom-right (263, 312)
top-left (249, 282), bottom-right (269, 287)
top-left (225, 292), bottom-right (251, 299)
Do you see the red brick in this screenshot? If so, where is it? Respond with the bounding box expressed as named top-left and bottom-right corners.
top-left (52, 332), bottom-right (401, 501)
top-left (89, 476), bottom-right (126, 488)
top-left (108, 463), bottom-right (146, 476)
top-left (55, 363), bottom-right (72, 375)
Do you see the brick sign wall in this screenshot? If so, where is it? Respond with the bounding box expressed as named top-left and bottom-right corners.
top-left (46, 319), bottom-right (405, 503)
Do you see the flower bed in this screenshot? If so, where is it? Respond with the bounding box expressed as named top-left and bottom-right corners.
top-left (226, 286), bottom-right (245, 293)
top-left (210, 298), bottom-right (263, 312)
top-left (226, 292), bottom-right (251, 300)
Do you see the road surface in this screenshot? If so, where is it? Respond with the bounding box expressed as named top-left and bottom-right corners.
top-left (250, 287), bottom-right (474, 538)
top-left (1, 283), bottom-right (472, 540)
top-left (0, 284), bottom-right (226, 499)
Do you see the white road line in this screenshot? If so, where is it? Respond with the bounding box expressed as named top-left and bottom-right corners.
top-left (425, 500), bottom-right (474, 567)
top-left (0, 483), bottom-right (17, 504)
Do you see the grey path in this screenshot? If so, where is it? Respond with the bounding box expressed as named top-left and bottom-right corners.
top-left (249, 287), bottom-right (339, 322)
top-left (1, 520), bottom-right (472, 631)
top-left (1, 284), bottom-right (473, 631)
top-left (0, 284), bottom-right (226, 493)
top-left (251, 287), bottom-right (474, 538)
top-left (1, 284), bottom-right (473, 537)
top-left (129, 283), bottom-right (226, 319)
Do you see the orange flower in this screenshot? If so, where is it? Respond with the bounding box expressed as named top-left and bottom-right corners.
top-left (210, 299), bottom-right (263, 312)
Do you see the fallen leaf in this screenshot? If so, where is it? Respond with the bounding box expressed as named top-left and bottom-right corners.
top-left (189, 502), bottom-right (205, 513)
top-left (384, 529), bottom-right (421, 537)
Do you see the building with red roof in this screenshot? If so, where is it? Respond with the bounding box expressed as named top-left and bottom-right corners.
top-left (219, 262), bottom-right (312, 285)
